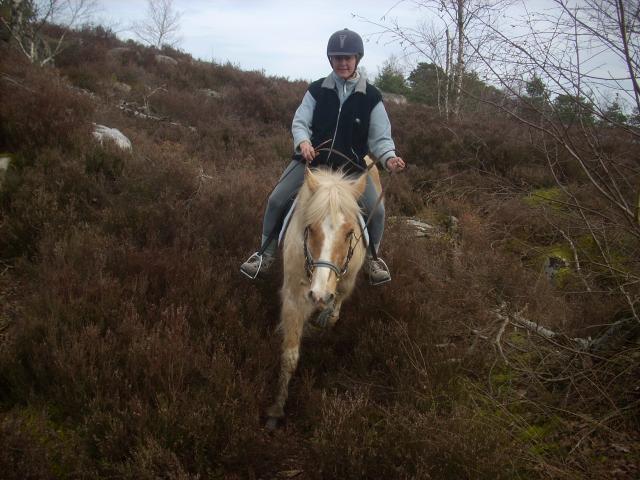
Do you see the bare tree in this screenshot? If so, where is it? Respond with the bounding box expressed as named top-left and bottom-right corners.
top-left (362, 0), bottom-right (515, 118)
top-left (1, 0), bottom-right (97, 65)
top-left (462, 0), bottom-right (640, 322)
top-left (132, 0), bottom-right (182, 49)
top-left (370, 0), bottom-right (639, 323)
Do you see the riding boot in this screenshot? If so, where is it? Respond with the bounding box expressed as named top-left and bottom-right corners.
top-left (240, 252), bottom-right (275, 279)
top-left (364, 256), bottom-right (391, 285)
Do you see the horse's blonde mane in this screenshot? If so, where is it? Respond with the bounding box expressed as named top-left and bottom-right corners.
top-left (301, 169), bottom-right (362, 226)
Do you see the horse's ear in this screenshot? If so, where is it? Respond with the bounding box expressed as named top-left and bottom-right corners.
top-left (305, 167), bottom-right (319, 193)
top-left (353, 172), bottom-right (367, 197)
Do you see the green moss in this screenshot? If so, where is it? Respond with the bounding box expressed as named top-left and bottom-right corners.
top-left (521, 424), bottom-right (548, 441)
top-left (1, 406), bottom-right (83, 477)
top-left (524, 186), bottom-right (565, 209)
top-left (490, 367), bottom-right (514, 392)
top-left (491, 372), bottom-right (512, 384)
top-left (519, 416), bottom-right (563, 457)
top-left (508, 331), bottom-right (527, 347)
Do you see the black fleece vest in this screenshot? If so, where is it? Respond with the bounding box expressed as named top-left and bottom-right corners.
top-left (293, 77), bottom-right (383, 175)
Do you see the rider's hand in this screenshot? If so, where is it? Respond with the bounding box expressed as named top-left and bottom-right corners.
top-left (386, 156), bottom-right (406, 173)
top-left (299, 141), bottom-right (317, 163)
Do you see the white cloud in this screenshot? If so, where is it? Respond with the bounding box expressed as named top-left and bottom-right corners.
top-left (97, 0), bottom-right (420, 80)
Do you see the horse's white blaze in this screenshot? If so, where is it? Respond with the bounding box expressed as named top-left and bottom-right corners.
top-left (309, 213), bottom-right (345, 301)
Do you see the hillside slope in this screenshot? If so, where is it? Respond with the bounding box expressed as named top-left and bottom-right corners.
top-left (0, 27), bottom-right (638, 479)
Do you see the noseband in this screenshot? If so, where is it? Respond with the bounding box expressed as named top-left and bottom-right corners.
top-left (303, 226), bottom-right (356, 281)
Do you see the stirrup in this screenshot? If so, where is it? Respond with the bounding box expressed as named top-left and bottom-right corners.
top-left (240, 252), bottom-right (264, 280)
top-left (368, 257), bottom-right (391, 286)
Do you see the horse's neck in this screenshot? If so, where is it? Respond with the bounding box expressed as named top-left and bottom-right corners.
top-left (283, 189), bottom-right (309, 253)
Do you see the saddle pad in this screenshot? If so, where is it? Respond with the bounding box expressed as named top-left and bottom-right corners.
top-left (278, 198), bottom-right (369, 247)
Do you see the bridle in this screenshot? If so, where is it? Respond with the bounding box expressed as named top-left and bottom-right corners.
top-left (303, 226), bottom-right (356, 282)
top-left (299, 141), bottom-right (398, 279)
top-left (313, 144), bottom-right (393, 248)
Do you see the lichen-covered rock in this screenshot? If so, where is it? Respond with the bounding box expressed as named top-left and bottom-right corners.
top-left (112, 81), bottom-right (132, 94)
top-left (406, 218), bottom-right (436, 237)
top-left (155, 54), bottom-right (178, 66)
top-left (0, 154), bottom-right (11, 188)
top-left (544, 255), bottom-right (569, 281)
top-left (382, 92), bottom-right (408, 105)
top-left (92, 124), bottom-right (132, 151)
top-left (199, 88), bottom-right (222, 99)
top-left (0, 155), bottom-right (10, 172)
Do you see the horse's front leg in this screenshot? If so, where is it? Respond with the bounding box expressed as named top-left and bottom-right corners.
top-left (266, 292), bottom-right (311, 428)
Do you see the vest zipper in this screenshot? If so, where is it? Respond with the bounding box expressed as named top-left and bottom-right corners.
top-left (327, 97), bottom-right (342, 164)
top-left (328, 81), bottom-right (351, 164)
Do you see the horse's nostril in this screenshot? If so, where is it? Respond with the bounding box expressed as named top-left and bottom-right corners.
top-left (326, 293), bottom-right (335, 304)
top-left (308, 290), bottom-right (315, 301)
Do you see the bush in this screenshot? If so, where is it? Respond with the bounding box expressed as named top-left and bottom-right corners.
top-left (0, 47), bottom-right (95, 153)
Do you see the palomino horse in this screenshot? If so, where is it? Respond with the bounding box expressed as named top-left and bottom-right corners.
top-left (266, 163), bottom-right (382, 427)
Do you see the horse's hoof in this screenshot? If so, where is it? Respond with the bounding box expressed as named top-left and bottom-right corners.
top-left (265, 416), bottom-right (280, 431)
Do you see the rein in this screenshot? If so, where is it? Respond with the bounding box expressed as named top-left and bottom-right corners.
top-left (312, 143), bottom-right (397, 257)
top-left (292, 141), bottom-right (398, 283)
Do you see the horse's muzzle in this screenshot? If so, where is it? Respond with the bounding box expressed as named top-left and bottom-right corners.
top-left (308, 289), bottom-right (335, 308)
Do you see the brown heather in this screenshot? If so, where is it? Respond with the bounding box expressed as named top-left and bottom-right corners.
top-left (0, 26), bottom-right (638, 479)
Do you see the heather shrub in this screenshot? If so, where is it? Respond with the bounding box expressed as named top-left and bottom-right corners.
top-left (1, 25), bottom-right (638, 479)
top-left (387, 103), bottom-right (462, 166)
top-left (309, 392), bottom-right (522, 479)
top-left (0, 48), bottom-right (95, 153)
top-left (0, 146), bottom-right (105, 259)
top-left (0, 407), bottom-right (91, 478)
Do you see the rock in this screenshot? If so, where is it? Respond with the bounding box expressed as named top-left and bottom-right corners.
top-left (543, 255), bottom-right (568, 281)
top-left (92, 124), bottom-right (132, 151)
top-left (199, 88), bottom-right (222, 99)
top-left (155, 54), bottom-right (178, 66)
top-left (382, 92), bottom-right (408, 105)
top-left (406, 218), bottom-right (436, 237)
top-left (107, 47), bottom-right (135, 61)
top-left (590, 317), bottom-right (640, 353)
top-left (0, 154), bottom-right (11, 188)
top-left (112, 81), bottom-right (132, 94)
top-left (107, 47), bottom-right (131, 57)
top-left (0, 154), bottom-right (11, 171)
top-left (445, 215), bottom-right (459, 234)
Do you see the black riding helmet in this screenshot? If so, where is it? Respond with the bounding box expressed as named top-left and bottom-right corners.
top-left (327, 28), bottom-right (364, 65)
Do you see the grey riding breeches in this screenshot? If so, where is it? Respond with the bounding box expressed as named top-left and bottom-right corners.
top-left (261, 160), bottom-right (385, 256)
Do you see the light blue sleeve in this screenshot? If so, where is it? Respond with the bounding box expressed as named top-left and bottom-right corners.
top-left (291, 91), bottom-right (316, 153)
top-left (368, 102), bottom-right (397, 171)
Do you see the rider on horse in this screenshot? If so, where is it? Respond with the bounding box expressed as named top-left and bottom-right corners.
top-left (240, 28), bottom-right (406, 284)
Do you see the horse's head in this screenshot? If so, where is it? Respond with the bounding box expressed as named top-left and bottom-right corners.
top-left (302, 168), bottom-right (367, 309)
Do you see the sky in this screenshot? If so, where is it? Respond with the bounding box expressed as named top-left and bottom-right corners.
top-left (96, 0), bottom-right (426, 81)
top-left (92, 0), bottom-right (634, 108)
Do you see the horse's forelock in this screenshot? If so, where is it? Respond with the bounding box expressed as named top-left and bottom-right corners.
top-left (302, 170), bottom-right (361, 226)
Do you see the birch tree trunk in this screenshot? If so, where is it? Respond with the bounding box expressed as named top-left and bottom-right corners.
top-left (453, 0), bottom-right (465, 117)
top-left (444, 28), bottom-right (452, 119)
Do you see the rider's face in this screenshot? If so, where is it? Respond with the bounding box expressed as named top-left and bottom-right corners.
top-left (331, 55), bottom-right (357, 79)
